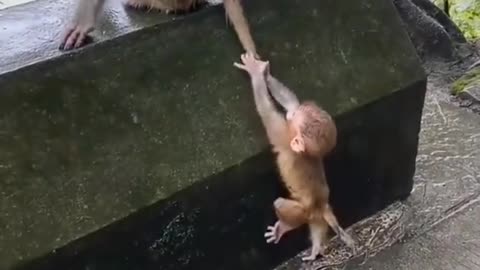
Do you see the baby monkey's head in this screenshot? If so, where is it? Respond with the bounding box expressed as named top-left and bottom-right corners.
top-left (287, 101), bottom-right (336, 157)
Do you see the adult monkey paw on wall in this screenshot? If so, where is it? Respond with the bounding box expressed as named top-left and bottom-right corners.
top-left (59, 0), bottom-right (257, 57)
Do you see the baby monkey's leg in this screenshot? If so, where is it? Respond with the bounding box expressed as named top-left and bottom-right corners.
top-left (274, 197), bottom-right (308, 227)
top-left (302, 218), bottom-right (329, 261)
top-left (323, 204), bottom-right (356, 252)
top-left (265, 198), bottom-right (308, 244)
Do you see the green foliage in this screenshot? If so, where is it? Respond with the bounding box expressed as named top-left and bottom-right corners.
top-left (451, 67), bottom-right (480, 95)
top-left (432, 0), bottom-right (480, 41)
top-left (450, 0), bottom-right (480, 40)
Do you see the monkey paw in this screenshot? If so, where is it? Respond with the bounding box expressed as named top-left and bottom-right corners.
top-left (60, 25), bottom-right (93, 51)
top-left (301, 253), bottom-right (317, 262)
top-left (264, 222), bottom-right (281, 244)
top-left (340, 233), bottom-right (357, 254)
top-left (233, 52), bottom-right (269, 76)
top-left (301, 243), bottom-right (325, 262)
top-left (301, 255), bottom-right (315, 262)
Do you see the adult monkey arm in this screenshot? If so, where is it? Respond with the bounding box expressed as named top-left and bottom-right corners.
top-left (224, 0), bottom-right (257, 56)
top-left (234, 53), bottom-right (287, 146)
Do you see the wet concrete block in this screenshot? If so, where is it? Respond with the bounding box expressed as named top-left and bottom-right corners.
top-left (0, 0), bottom-right (426, 269)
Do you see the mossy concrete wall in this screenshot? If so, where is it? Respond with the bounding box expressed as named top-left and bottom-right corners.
top-left (0, 0), bottom-right (426, 269)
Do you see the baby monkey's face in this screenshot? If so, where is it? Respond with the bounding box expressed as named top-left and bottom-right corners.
top-left (287, 109), bottom-right (308, 154)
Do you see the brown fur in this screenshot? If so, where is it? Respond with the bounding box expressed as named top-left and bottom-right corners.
top-left (274, 102), bottom-right (334, 220)
top-left (272, 103), bottom-right (355, 260)
top-left (296, 101), bottom-right (337, 157)
top-left (233, 53), bottom-right (355, 261)
top-left (126, 0), bottom-right (199, 13)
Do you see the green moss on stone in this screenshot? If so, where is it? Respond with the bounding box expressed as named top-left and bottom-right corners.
top-left (451, 67), bottom-right (480, 95)
top-left (450, 0), bottom-right (480, 40)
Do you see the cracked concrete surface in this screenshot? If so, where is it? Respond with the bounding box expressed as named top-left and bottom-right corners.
top-left (404, 81), bottom-right (480, 236)
top-left (350, 200), bottom-right (480, 270)
top-left (343, 82), bottom-right (480, 270)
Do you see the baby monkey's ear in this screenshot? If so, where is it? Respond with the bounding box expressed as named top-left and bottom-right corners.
top-left (290, 136), bottom-right (305, 153)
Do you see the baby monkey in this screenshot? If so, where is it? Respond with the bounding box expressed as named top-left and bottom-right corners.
top-left (234, 53), bottom-right (355, 261)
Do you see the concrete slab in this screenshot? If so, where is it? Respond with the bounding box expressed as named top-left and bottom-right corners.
top-left (0, 0), bottom-right (426, 269)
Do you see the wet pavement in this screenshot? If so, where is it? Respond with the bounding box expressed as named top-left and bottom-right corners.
top-left (350, 200), bottom-right (480, 270)
top-left (0, 0), bottom-right (210, 74)
top-left (344, 82), bottom-right (480, 270)
top-left (0, 0), bottom-right (36, 10)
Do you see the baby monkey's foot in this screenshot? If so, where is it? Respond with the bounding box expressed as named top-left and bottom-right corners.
top-left (301, 243), bottom-right (326, 261)
top-left (341, 232), bottom-right (357, 254)
top-left (301, 254), bottom-right (317, 262)
top-left (264, 222), bottom-right (281, 244)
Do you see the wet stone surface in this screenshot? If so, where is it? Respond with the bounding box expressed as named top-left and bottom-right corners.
top-left (346, 88), bottom-right (480, 270)
top-left (0, 0), bottom-right (172, 73)
top-left (1, 0), bottom-right (425, 269)
top-left (0, 0), bottom-right (36, 10)
top-left (349, 201), bottom-right (480, 270)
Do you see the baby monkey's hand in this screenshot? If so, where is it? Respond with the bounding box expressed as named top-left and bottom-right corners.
top-left (234, 52), bottom-right (269, 77)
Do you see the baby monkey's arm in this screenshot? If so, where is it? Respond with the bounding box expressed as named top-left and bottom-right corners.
top-left (234, 53), bottom-right (288, 146)
top-left (266, 74), bottom-right (300, 117)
